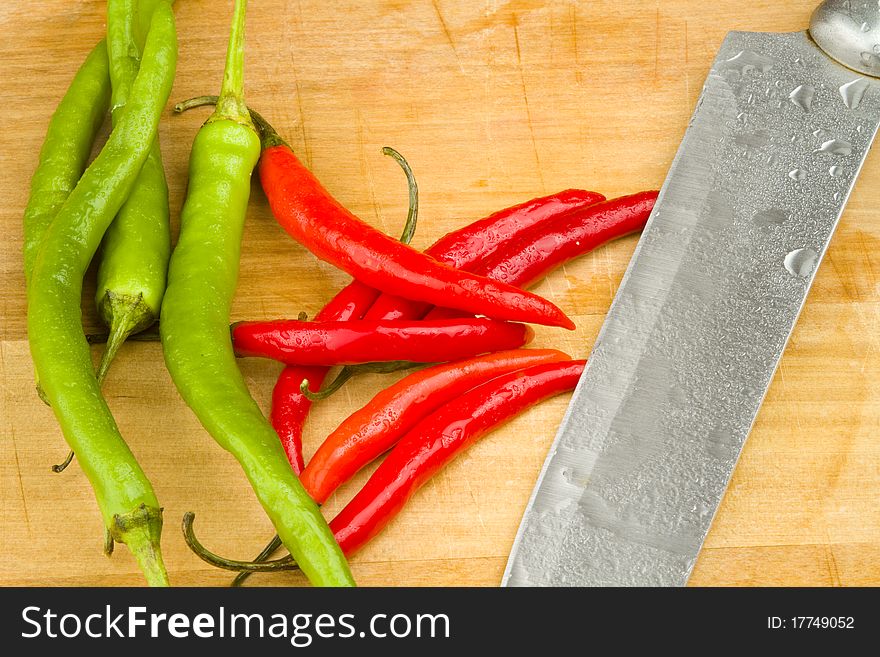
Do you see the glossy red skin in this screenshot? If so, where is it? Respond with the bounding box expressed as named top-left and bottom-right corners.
top-left (329, 359), bottom-right (587, 555)
top-left (423, 191), bottom-right (658, 321)
top-left (270, 280), bottom-right (379, 473)
top-left (363, 189), bottom-right (606, 322)
top-left (301, 349), bottom-right (571, 504)
top-left (270, 365), bottom-right (325, 474)
top-left (232, 318), bottom-right (536, 366)
top-left (259, 145), bottom-right (575, 329)
top-left (270, 191), bottom-right (602, 472)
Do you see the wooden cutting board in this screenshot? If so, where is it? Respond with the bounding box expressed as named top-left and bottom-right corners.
top-left (1, 0), bottom-right (877, 587)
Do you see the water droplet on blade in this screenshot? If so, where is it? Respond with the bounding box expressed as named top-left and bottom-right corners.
top-left (788, 84), bottom-right (815, 111)
top-left (839, 78), bottom-right (870, 109)
top-left (784, 248), bottom-right (818, 277)
top-left (816, 138), bottom-right (853, 155)
top-left (734, 129), bottom-right (769, 148)
top-left (830, 165), bottom-right (845, 177)
top-left (788, 168), bottom-right (807, 182)
top-left (860, 51), bottom-right (880, 68)
top-left (753, 208), bottom-right (788, 228)
top-left (720, 50), bottom-right (775, 75)
top-left (862, 22), bottom-right (872, 32)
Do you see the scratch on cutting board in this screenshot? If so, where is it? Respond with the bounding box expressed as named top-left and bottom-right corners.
top-left (283, 0), bottom-right (313, 169)
top-left (654, 5), bottom-right (660, 82)
top-left (569, 4), bottom-right (579, 66)
top-left (512, 17), bottom-right (545, 190)
top-left (857, 230), bottom-right (878, 289)
top-left (462, 473), bottom-right (487, 531)
top-left (824, 538), bottom-right (843, 587)
top-left (560, 262), bottom-right (573, 291)
top-left (356, 110), bottom-right (384, 231)
top-left (9, 426), bottom-right (32, 536)
top-left (684, 19), bottom-right (690, 99)
top-left (432, 0), bottom-right (465, 74)
top-left (603, 242), bottom-right (614, 300)
top-left (777, 361), bottom-right (805, 432)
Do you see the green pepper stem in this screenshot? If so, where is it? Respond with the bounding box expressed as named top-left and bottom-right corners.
top-left (182, 513), bottom-right (297, 573)
top-left (173, 95), bottom-right (287, 149)
top-left (96, 292), bottom-right (151, 385)
top-left (212, 0), bottom-right (252, 125)
top-left (173, 95), bottom-right (219, 114)
top-left (51, 450), bottom-right (75, 473)
top-left (112, 504), bottom-right (169, 587)
top-left (86, 327), bottom-right (161, 344)
top-left (232, 534), bottom-right (284, 586)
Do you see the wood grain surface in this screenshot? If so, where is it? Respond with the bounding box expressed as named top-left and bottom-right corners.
top-left (1, 0), bottom-right (878, 587)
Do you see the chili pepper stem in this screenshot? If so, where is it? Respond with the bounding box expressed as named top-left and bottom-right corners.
top-left (96, 292), bottom-right (151, 384)
top-left (173, 94), bottom-right (219, 114)
top-left (36, 383), bottom-right (50, 406)
top-left (51, 450), bottom-right (74, 474)
top-left (175, 95), bottom-right (286, 149)
top-left (112, 503), bottom-right (168, 587)
top-left (210, 1), bottom-right (252, 127)
top-left (182, 513), bottom-right (296, 574)
top-left (231, 534), bottom-right (283, 586)
top-left (86, 327), bottom-right (161, 344)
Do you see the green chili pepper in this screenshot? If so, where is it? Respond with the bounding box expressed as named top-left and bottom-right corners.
top-left (22, 41), bottom-right (111, 285)
top-left (22, 40), bottom-right (111, 411)
top-left (26, 4), bottom-right (177, 587)
top-left (94, 0), bottom-right (172, 384)
top-left (160, 0), bottom-right (355, 588)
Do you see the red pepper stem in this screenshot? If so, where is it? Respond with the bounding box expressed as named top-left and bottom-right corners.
top-left (301, 360), bottom-right (425, 402)
top-left (382, 146), bottom-right (419, 244)
top-left (173, 95), bottom-right (285, 148)
top-left (248, 107), bottom-right (289, 150)
top-left (182, 512), bottom-right (297, 573)
top-left (299, 372), bottom-right (351, 402)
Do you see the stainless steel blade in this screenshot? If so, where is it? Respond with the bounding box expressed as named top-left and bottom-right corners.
top-left (503, 28), bottom-right (880, 586)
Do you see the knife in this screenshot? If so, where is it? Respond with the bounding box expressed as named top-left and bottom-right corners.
top-left (503, 0), bottom-right (880, 586)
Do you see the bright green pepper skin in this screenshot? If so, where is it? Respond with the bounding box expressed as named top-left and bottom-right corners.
top-left (22, 41), bottom-right (111, 284)
top-left (26, 5), bottom-right (177, 587)
top-left (95, 0), bottom-right (172, 382)
top-left (161, 118), bottom-right (355, 588)
top-left (161, 0), bottom-right (354, 588)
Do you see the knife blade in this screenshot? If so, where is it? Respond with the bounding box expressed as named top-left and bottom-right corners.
top-left (503, 1), bottom-right (880, 586)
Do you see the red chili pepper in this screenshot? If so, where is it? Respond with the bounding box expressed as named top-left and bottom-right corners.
top-left (232, 318), bottom-right (535, 366)
top-left (273, 191), bottom-right (603, 472)
top-left (270, 280), bottom-right (379, 473)
top-left (424, 191), bottom-right (658, 321)
top-left (329, 359), bottom-right (586, 555)
top-left (254, 117), bottom-right (575, 329)
top-left (363, 189), bottom-right (606, 322)
top-left (270, 365), bottom-right (324, 474)
top-left (301, 348), bottom-right (571, 504)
